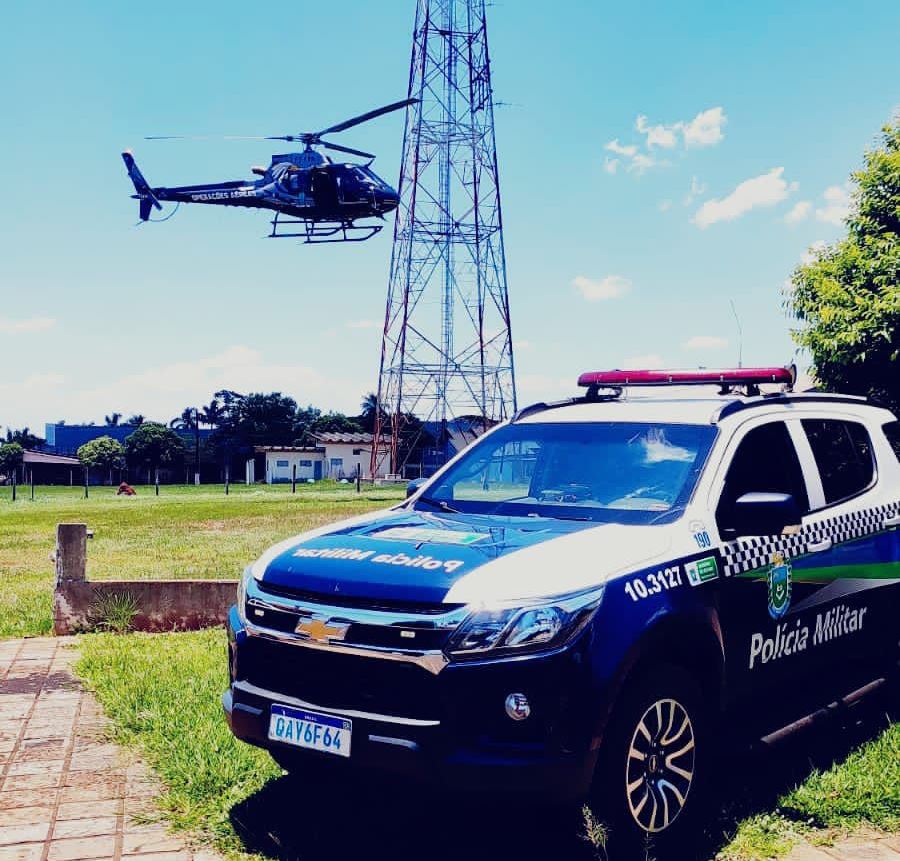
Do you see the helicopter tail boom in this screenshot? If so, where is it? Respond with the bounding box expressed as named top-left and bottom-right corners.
top-left (122, 151), bottom-right (162, 220)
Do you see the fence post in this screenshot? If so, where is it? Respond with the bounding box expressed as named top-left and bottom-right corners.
top-left (30, 469), bottom-right (34, 501)
top-left (225, 464), bottom-right (230, 495)
top-left (55, 523), bottom-right (87, 585)
top-left (84, 467), bottom-right (89, 499)
top-left (292, 463), bottom-right (297, 494)
top-left (11, 470), bottom-right (16, 502)
top-left (155, 470), bottom-right (160, 496)
top-left (356, 462), bottom-right (361, 493)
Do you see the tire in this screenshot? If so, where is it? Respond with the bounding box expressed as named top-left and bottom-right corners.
top-left (590, 664), bottom-right (716, 859)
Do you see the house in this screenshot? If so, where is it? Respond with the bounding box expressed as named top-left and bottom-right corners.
top-left (256, 433), bottom-right (390, 483)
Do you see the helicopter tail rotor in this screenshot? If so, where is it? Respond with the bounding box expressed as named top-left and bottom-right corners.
top-left (122, 151), bottom-right (162, 221)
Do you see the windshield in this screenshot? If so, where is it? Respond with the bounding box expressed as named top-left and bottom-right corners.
top-left (414, 421), bottom-right (717, 525)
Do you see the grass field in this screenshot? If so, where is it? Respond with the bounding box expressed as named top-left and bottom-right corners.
top-left (74, 630), bottom-right (899, 861)
top-left (0, 482), bottom-right (404, 639)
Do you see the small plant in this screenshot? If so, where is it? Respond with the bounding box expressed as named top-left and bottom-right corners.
top-left (90, 590), bottom-right (139, 633)
top-left (581, 805), bottom-right (611, 860)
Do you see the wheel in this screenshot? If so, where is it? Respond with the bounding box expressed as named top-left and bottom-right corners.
top-left (590, 664), bottom-right (715, 858)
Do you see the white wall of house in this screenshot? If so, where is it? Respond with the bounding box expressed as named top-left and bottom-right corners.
top-left (264, 451), bottom-right (324, 484)
top-left (322, 443), bottom-right (372, 480)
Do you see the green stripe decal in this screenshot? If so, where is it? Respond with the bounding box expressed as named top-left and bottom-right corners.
top-left (736, 561), bottom-right (900, 582)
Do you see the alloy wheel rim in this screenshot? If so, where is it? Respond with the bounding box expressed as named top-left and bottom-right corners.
top-left (625, 698), bottom-right (696, 833)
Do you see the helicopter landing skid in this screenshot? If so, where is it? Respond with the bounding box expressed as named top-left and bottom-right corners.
top-left (269, 214), bottom-right (383, 243)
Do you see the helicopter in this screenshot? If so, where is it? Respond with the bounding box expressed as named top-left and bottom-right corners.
top-left (122, 98), bottom-right (416, 243)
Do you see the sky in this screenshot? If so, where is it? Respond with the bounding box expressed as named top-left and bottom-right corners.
top-left (1, 0), bottom-right (898, 435)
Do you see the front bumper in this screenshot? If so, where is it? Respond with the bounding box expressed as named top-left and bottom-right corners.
top-left (224, 606), bottom-right (598, 802)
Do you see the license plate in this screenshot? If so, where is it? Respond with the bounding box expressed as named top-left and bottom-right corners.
top-left (268, 704), bottom-right (351, 758)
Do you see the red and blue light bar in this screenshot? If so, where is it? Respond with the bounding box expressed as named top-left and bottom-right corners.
top-left (577, 366), bottom-right (796, 389)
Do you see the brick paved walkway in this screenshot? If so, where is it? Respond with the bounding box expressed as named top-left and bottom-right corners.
top-left (0, 638), bottom-right (217, 861)
top-left (1, 637), bottom-right (896, 861)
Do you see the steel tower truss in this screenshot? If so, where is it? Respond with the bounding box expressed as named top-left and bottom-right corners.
top-left (373, 0), bottom-right (516, 476)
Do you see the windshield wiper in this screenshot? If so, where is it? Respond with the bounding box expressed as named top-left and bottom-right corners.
top-left (415, 496), bottom-right (461, 514)
top-left (525, 510), bottom-right (593, 522)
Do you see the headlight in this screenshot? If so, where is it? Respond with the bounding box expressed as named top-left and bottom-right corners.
top-left (445, 589), bottom-right (602, 660)
top-left (236, 565), bottom-right (253, 624)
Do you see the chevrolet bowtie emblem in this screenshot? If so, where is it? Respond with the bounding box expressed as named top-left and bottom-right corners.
top-left (295, 616), bottom-right (350, 643)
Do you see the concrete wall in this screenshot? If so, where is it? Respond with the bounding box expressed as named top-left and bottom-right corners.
top-left (53, 523), bottom-right (238, 634)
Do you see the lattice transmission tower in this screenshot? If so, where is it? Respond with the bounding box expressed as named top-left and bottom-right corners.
top-left (372, 0), bottom-right (516, 477)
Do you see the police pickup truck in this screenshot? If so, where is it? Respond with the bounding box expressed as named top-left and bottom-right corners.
top-left (224, 367), bottom-right (900, 853)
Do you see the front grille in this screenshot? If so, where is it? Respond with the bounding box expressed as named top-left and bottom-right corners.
top-left (245, 600), bottom-right (455, 650)
top-left (239, 636), bottom-right (442, 720)
top-left (257, 580), bottom-right (463, 616)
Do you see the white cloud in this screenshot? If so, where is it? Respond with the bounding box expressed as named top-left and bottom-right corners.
top-left (683, 335), bottom-right (728, 350)
top-left (0, 317), bottom-right (56, 334)
top-left (801, 239), bottom-right (828, 265)
top-left (682, 107), bottom-right (726, 148)
top-left (572, 274), bottom-right (632, 301)
top-left (627, 153), bottom-right (668, 175)
top-left (345, 319), bottom-right (378, 330)
top-left (605, 139), bottom-right (637, 157)
top-left (622, 353), bottom-right (666, 369)
top-left (657, 199), bottom-right (673, 212)
top-left (603, 157), bottom-right (619, 175)
top-left (784, 200), bottom-right (812, 225)
top-left (815, 184), bottom-right (851, 225)
top-left (1, 346), bottom-right (363, 432)
top-left (635, 115), bottom-right (679, 148)
top-left (683, 176), bottom-right (707, 206)
top-left (693, 168), bottom-right (791, 228)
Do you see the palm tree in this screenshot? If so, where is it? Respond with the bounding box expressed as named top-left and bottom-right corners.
top-left (199, 399), bottom-right (224, 429)
top-left (104, 412), bottom-right (122, 427)
top-left (359, 392), bottom-right (384, 433)
top-left (126, 414), bottom-right (145, 426)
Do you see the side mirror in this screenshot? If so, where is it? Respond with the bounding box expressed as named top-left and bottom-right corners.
top-left (406, 477), bottom-right (427, 499)
top-left (732, 492), bottom-right (801, 536)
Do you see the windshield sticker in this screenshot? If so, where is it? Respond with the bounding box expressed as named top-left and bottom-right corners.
top-left (292, 545), bottom-right (466, 574)
top-left (767, 552), bottom-right (792, 620)
top-left (624, 565), bottom-right (683, 602)
top-left (749, 603), bottom-right (867, 669)
top-left (372, 526), bottom-right (488, 546)
top-left (685, 556), bottom-right (718, 586)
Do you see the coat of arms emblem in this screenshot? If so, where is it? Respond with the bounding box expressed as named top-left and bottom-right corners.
top-left (767, 551), bottom-right (792, 620)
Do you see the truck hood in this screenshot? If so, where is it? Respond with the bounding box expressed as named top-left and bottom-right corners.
top-left (256, 507), bottom-right (675, 605)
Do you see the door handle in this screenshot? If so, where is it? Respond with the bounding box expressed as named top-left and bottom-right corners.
top-left (807, 538), bottom-right (833, 553)
top-left (884, 514), bottom-right (900, 528)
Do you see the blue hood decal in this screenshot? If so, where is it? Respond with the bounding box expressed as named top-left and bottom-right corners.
top-left (259, 508), bottom-right (593, 603)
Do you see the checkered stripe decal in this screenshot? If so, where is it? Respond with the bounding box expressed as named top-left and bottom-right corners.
top-left (720, 499), bottom-right (900, 577)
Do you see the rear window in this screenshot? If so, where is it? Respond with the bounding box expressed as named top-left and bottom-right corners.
top-left (883, 421), bottom-right (900, 462)
top-left (802, 419), bottom-right (875, 504)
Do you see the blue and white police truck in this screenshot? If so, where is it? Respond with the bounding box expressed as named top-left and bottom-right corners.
top-left (223, 367), bottom-right (900, 853)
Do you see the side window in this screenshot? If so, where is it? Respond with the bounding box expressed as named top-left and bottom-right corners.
top-left (883, 421), bottom-right (900, 463)
top-left (801, 420), bottom-right (874, 504)
top-left (716, 422), bottom-right (809, 534)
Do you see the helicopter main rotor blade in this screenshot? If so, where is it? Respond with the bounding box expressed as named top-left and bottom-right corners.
top-left (321, 141), bottom-right (376, 159)
top-left (145, 135), bottom-right (274, 141)
top-left (316, 97), bottom-right (418, 137)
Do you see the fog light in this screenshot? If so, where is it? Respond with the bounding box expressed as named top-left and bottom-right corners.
top-left (505, 692), bottom-right (531, 721)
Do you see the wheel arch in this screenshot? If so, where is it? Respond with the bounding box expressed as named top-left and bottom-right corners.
top-left (594, 608), bottom-right (725, 744)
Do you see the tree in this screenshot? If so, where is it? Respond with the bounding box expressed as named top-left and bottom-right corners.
top-left (359, 392), bottom-right (385, 433)
top-left (0, 443), bottom-right (24, 479)
top-left (5, 427), bottom-right (44, 449)
top-left (77, 436), bottom-right (125, 485)
top-left (104, 413), bottom-right (122, 427)
top-left (199, 398), bottom-right (224, 429)
top-left (125, 414), bottom-right (145, 426)
top-left (787, 120), bottom-right (900, 411)
top-left (124, 423), bottom-right (185, 480)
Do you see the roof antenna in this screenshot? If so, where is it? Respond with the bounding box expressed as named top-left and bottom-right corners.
top-left (729, 299), bottom-right (743, 368)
